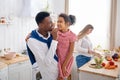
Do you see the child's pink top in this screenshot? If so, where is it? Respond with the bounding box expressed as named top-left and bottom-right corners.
top-left (57, 30), bottom-right (76, 78)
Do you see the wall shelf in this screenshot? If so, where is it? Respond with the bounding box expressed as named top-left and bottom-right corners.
top-left (0, 23), bottom-right (10, 25)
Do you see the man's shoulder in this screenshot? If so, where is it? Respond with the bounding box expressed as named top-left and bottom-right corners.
top-left (27, 38), bottom-right (43, 45)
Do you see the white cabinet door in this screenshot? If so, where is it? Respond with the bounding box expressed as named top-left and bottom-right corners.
top-left (79, 71), bottom-right (117, 80)
top-left (0, 67), bottom-right (8, 80)
top-left (19, 65), bottom-right (32, 80)
top-left (8, 60), bottom-right (32, 80)
top-left (8, 70), bottom-right (19, 80)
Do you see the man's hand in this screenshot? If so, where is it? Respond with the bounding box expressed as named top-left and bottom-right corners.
top-left (51, 28), bottom-right (58, 40)
top-left (25, 33), bottom-right (31, 42)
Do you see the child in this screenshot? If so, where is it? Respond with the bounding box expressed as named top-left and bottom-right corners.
top-left (56, 13), bottom-right (76, 80)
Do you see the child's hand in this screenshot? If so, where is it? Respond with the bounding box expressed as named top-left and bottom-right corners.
top-left (57, 76), bottom-right (63, 80)
top-left (62, 63), bottom-right (67, 76)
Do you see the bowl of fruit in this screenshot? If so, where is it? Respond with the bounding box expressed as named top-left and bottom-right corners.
top-left (4, 52), bottom-right (16, 60)
top-left (89, 56), bottom-right (103, 69)
top-left (102, 61), bottom-right (118, 69)
top-left (94, 56), bottom-right (103, 68)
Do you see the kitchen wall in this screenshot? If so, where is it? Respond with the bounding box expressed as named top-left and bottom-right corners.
top-left (0, 0), bottom-right (65, 53)
top-left (0, 0), bottom-right (119, 53)
top-left (52, 0), bottom-right (65, 15)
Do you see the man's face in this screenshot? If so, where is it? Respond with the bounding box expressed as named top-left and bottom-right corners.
top-left (41, 16), bottom-right (54, 32)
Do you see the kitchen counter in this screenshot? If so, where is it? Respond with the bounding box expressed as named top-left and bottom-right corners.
top-left (0, 62), bottom-right (7, 69)
top-left (0, 54), bottom-right (32, 80)
top-left (0, 54), bottom-right (29, 65)
top-left (78, 59), bottom-right (120, 80)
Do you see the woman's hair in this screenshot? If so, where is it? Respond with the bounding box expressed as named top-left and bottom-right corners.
top-left (58, 13), bottom-right (76, 26)
top-left (35, 11), bottom-right (50, 25)
top-left (77, 24), bottom-right (94, 40)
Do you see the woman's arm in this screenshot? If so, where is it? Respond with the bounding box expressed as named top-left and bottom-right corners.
top-left (75, 39), bottom-right (89, 53)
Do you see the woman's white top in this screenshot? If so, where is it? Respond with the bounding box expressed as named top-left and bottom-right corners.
top-left (74, 36), bottom-right (93, 57)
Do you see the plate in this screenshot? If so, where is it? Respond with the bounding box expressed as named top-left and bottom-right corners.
top-left (89, 63), bottom-right (103, 69)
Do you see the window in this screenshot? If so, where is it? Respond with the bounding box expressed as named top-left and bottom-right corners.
top-left (68, 0), bottom-right (111, 49)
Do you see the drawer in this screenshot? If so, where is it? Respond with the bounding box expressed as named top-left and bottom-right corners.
top-left (0, 67), bottom-right (8, 73)
top-left (9, 60), bottom-right (30, 67)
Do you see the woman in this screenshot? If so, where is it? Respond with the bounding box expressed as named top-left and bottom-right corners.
top-left (75, 24), bottom-right (94, 68)
top-left (71, 24), bottom-right (95, 80)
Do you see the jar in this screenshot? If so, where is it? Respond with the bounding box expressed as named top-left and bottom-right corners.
top-left (0, 17), bottom-right (6, 23)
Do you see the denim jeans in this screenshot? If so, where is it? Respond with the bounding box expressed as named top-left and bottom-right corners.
top-left (76, 55), bottom-right (91, 68)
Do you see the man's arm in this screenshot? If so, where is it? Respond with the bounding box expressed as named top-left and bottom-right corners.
top-left (44, 40), bottom-right (58, 64)
top-left (27, 38), bottom-right (58, 66)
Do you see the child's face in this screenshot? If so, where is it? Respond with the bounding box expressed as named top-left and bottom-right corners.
top-left (57, 17), bottom-right (68, 31)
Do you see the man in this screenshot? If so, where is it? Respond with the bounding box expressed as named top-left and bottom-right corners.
top-left (26, 11), bottom-right (58, 80)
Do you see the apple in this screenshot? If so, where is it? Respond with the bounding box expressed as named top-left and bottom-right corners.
top-left (109, 61), bottom-right (114, 66)
top-left (101, 62), bottom-right (106, 67)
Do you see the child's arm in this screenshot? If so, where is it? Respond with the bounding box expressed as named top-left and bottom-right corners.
top-left (62, 42), bottom-right (75, 76)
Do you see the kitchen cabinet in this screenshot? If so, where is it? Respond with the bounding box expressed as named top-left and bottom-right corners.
top-left (8, 60), bottom-right (32, 80)
top-left (0, 62), bottom-right (8, 80)
top-left (0, 55), bottom-right (32, 80)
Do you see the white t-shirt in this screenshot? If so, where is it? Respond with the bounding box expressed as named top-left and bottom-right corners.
top-left (74, 36), bottom-right (93, 57)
